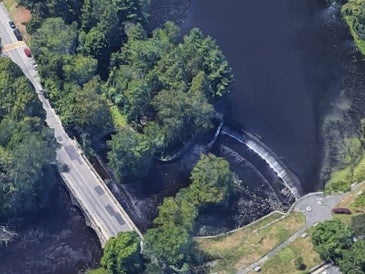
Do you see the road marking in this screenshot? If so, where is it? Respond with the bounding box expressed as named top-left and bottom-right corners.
top-left (1, 41), bottom-right (26, 52)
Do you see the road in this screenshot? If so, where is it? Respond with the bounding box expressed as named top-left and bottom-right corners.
top-left (0, 3), bottom-right (141, 247)
top-left (238, 192), bottom-right (344, 274)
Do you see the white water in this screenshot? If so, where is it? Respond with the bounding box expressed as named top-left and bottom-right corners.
top-left (221, 127), bottom-right (302, 200)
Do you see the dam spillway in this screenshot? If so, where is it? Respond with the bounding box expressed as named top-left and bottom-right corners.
top-left (220, 126), bottom-right (302, 200)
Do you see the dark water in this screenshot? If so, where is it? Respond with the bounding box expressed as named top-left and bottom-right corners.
top-left (5, 0), bottom-right (365, 271)
top-left (185, 0), bottom-right (334, 192)
top-left (0, 178), bottom-right (102, 274)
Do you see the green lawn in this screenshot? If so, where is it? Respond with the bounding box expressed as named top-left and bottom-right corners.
top-left (197, 212), bottom-right (305, 274)
top-left (259, 228), bottom-right (321, 274)
top-left (109, 105), bottom-right (127, 129)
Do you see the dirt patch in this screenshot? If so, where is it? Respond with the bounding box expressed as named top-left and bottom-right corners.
top-left (4, 0), bottom-right (31, 42)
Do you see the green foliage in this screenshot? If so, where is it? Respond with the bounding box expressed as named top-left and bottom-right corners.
top-left (312, 220), bottom-right (353, 263)
top-left (342, 0), bottom-right (365, 56)
top-left (152, 87), bottom-right (214, 147)
top-left (352, 153), bottom-right (365, 183)
top-left (353, 192), bottom-right (365, 208)
top-left (144, 153), bottom-right (234, 270)
top-left (19, 0), bottom-right (82, 28)
top-left (351, 214), bottom-right (365, 236)
top-left (0, 59), bottom-right (57, 217)
top-left (107, 22), bottom-right (233, 152)
top-left (144, 223), bottom-right (193, 266)
top-left (107, 128), bottom-right (153, 181)
top-left (185, 153), bottom-right (234, 206)
top-left (325, 167), bottom-right (352, 193)
top-left (100, 231), bottom-right (143, 274)
top-left (294, 256), bottom-right (306, 271)
top-left (59, 78), bottom-right (113, 138)
top-left (339, 240), bottom-right (365, 274)
top-left (153, 198), bottom-right (198, 231)
top-left (31, 17), bottom-right (78, 56)
top-left (86, 268), bottom-right (111, 274)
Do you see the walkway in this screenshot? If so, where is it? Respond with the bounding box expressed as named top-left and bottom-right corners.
top-left (0, 3), bottom-right (142, 247)
top-left (237, 192), bottom-right (344, 273)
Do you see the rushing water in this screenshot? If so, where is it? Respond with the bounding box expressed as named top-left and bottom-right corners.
top-left (5, 0), bottom-right (365, 272)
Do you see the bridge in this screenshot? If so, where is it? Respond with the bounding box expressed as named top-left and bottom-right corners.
top-left (221, 126), bottom-right (302, 200)
top-left (0, 3), bottom-right (142, 247)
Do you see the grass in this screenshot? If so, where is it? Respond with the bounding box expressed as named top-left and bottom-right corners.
top-left (196, 212), bottom-right (305, 274)
top-left (325, 167), bottom-right (352, 193)
top-left (3, 0), bottom-right (16, 11)
top-left (325, 149), bottom-right (365, 194)
top-left (342, 8), bottom-right (365, 56)
top-left (109, 105), bottom-right (127, 129)
top-left (353, 192), bottom-right (365, 208)
top-left (332, 181), bottom-right (365, 225)
top-left (257, 183), bottom-right (365, 274)
top-left (258, 228), bottom-right (321, 274)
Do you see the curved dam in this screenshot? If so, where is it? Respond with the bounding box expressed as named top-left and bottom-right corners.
top-left (220, 126), bottom-right (303, 200)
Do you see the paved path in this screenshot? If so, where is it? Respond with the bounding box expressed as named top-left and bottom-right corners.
top-left (0, 3), bottom-right (142, 247)
top-left (238, 192), bottom-right (344, 273)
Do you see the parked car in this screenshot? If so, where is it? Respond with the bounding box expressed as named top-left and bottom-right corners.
top-left (9, 21), bottom-right (16, 29)
top-left (24, 48), bottom-right (31, 57)
top-left (13, 29), bottom-right (22, 41)
top-left (332, 208), bottom-right (352, 214)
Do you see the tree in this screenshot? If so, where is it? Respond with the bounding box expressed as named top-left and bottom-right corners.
top-left (100, 231), bottom-right (143, 274)
top-left (62, 55), bottom-right (98, 86)
top-left (144, 223), bottom-right (193, 266)
top-left (312, 220), bottom-right (353, 263)
top-left (31, 17), bottom-right (78, 56)
top-left (180, 28), bottom-right (234, 98)
top-left (339, 240), bottom-right (365, 274)
top-left (153, 197), bottom-right (197, 231)
top-left (152, 88), bottom-right (214, 148)
top-left (59, 78), bottom-right (113, 139)
top-left (186, 153), bottom-right (234, 206)
top-left (351, 214), bottom-right (365, 237)
top-left (294, 256), bottom-right (306, 271)
top-left (107, 128), bottom-right (153, 181)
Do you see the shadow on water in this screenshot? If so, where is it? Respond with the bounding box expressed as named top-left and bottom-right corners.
top-left (0, 169), bottom-right (102, 274)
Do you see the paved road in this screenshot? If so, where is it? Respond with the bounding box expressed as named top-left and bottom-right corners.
top-left (238, 192), bottom-right (344, 273)
top-left (0, 3), bottom-right (141, 246)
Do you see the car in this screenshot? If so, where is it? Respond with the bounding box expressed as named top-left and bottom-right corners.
top-left (9, 21), bottom-right (16, 29)
top-left (332, 208), bottom-right (352, 214)
top-left (24, 48), bottom-right (31, 57)
top-left (32, 61), bottom-right (38, 70)
top-left (13, 29), bottom-right (22, 41)
top-left (254, 266), bottom-right (262, 272)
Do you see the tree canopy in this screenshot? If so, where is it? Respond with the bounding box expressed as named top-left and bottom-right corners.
top-left (144, 153), bottom-right (233, 271)
top-left (0, 58), bottom-right (57, 217)
top-left (100, 231), bottom-right (143, 274)
top-left (312, 219), bottom-right (353, 263)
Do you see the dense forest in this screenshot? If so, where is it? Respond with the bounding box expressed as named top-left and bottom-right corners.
top-left (11, 0), bottom-right (235, 273)
top-left (0, 58), bottom-right (57, 218)
top-left (19, 0), bottom-right (233, 182)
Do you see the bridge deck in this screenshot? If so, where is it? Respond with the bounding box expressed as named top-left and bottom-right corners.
top-left (0, 2), bottom-right (142, 247)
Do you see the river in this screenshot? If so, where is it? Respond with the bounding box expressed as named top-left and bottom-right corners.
top-left (4, 0), bottom-right (365, 272)
top-left (184, 0), bottom-right (350, 193)
top-left (0, 171), bottom-right (101, 274)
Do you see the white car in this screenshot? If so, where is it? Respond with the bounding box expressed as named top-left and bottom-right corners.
top-left (32, 62), bottom-right (38, 70)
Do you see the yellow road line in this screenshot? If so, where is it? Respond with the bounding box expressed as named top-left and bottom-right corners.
top-left (2, 41), bottom-right (26, 52)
